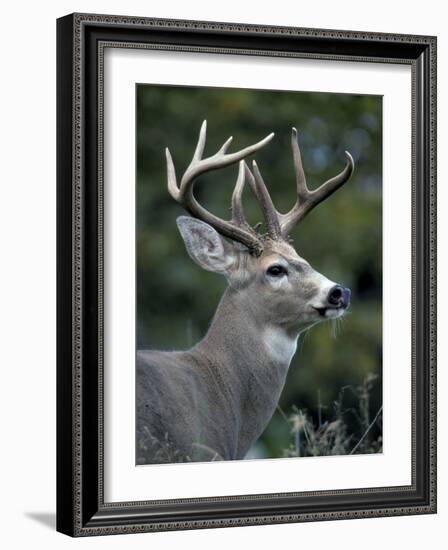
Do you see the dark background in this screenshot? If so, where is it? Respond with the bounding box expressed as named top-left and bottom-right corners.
top-left (136, 84), bottom-right (382, 459)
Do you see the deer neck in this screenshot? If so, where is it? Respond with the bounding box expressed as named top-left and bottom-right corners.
top-left (196, 285), bottom-right (299, 380)
top-left (193, 286), bottom-right (299, 454)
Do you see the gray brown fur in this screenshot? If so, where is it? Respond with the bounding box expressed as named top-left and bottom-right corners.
top-left (137, 285), bottom-right (292, 463)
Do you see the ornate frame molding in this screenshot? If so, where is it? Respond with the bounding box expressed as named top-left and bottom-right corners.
top-left (56, 12), bottom-right (437, 537)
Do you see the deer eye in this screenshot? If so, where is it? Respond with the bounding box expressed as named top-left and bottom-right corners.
top-left (266, 264), bottom-right (287, 277)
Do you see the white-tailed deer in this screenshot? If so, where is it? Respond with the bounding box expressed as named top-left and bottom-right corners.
top-left (137, 121), bottom-right (354, 464)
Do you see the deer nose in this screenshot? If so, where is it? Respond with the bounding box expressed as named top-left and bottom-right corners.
top-left (328, 285), bottom-right (351, 308)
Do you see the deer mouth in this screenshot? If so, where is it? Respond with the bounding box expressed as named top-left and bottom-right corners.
top-left (313, 306), bottom-right (347, 318)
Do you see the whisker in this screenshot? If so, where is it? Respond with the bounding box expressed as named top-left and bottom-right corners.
top-left (329, 319), bottom-right (337, 339)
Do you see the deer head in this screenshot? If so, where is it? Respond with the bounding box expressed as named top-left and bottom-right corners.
top-left (166, 120), bottom-right (354, 337)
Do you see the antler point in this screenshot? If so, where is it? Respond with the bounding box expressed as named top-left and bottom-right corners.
top-left (344, 150), bottom-right (355, 165)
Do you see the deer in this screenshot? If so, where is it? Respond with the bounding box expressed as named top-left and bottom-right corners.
top-left (136, 121), bottom-right (354, 464)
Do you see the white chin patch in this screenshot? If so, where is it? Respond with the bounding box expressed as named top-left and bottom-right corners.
top-left (325, 308), bottom-right (345, 319)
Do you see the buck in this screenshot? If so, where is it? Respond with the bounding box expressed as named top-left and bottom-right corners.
top-left (137, 121), bottom-right (354, 464)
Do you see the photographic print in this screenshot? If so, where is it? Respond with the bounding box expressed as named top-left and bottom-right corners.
top-left (136, 85), bottom-right (383, 465)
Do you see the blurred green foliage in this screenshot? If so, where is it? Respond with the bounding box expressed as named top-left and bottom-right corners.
top-left (137, 84), bottom-right (382, 458)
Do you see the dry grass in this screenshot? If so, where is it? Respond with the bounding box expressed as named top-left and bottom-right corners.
top-left (280, 373), bottom-right (382, 458)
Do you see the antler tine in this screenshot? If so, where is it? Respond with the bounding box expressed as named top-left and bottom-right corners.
top-left (291, 127), bottom-right (307, 202)
top-left (178, 123), bottom-right (275, 194)
top-left (279, 128), bottom-right (355, 238)
top-left (231, 161), bottom-right (250, 227)
top-left (192, 119), bottom-right (207, 161)
top-left (250, 161), bottom-right (282, 240)
top-left (166, 121), bottom-right (274, 255)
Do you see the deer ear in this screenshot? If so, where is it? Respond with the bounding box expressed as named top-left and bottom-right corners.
top-left (176, 216), bottom-right (237, 274)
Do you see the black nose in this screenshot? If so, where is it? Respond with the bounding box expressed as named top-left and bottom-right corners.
top-left (328, 285), bottom-right (351, 308)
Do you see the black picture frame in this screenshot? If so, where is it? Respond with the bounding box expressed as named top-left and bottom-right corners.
top-left (56, 13), bottom-right (437, 537)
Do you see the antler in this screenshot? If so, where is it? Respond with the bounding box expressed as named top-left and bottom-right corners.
top-left (248, 127), bottom-right (354, 240)
top-left (166, 120), bottom-right (274, 255)
top-left (166, 122), bottom-right (354, 253)
top-left (280, 128), bottom-right (354, 237)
